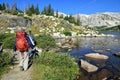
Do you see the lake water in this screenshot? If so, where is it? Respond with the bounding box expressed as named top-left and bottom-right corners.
top-left (59, 32), bottom-right (120, 80)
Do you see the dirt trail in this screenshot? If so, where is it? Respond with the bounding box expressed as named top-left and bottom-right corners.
top-left (1, 65), bottom-right (32, 80)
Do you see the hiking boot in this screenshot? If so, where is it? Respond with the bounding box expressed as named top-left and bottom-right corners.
top-left (20, 66), bottom-right (24, 71)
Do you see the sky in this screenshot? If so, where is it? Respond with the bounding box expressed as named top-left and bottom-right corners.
top-left (0, 0), bottom-right (120, 15)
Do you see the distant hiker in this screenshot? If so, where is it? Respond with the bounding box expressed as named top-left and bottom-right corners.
top-left (14, 29), bottom-right (29, 71)
top-left (26, 30), bottom-right (36, 49)
top-left (26, 30), bottom-right (39, 57)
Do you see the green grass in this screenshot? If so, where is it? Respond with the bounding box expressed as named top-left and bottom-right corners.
top-left (31, 52), bottom-right (79, 80)
top-left (0, 65), bottom-right (10, 78)
top-left (35, 34), bottom-right (56, 51)
top-left (0, 33), bottom-right (14, 77)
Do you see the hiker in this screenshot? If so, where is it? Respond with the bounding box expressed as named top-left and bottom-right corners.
top-left (27, 30), bottom-right (36, 49)
top-left (14, 29), bottom-right (29, 71)
top-left (26, 30), bottom-right (39, 58)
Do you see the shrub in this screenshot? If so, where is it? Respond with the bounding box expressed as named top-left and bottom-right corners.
top-left (63, 31), bottom-right (72, 36)
top-left (35, 34), bottom-right (56, 51)
top-left (5, 10), bottom-right (11, 14)
top-left (0, 33), bottom-right (15, 49)
top-left (0, 52), bottom-right (12, 67)
top-left (31, 52), bottom-right (79, 80)
top-left (0, 34), bottom-right (7, 42)
top-left (0, 52), bottom-right (12, 77)
top-left (0, 34), bottom-right (11, 42)
top-left (11, 10), bottom-right (18, 15)
top-left (17, 13), bottom-right (24, 16)
top-left (3, 35), bottom-right (15, 49)
top-left (24, 17), bottom-right (32, 21)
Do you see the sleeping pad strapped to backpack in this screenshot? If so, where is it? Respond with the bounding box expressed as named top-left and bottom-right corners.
top-left (16, 31), bottom-right (29, 52)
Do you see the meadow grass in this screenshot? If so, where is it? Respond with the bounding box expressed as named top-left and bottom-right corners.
top-left (31, 52), bottom-right (79, 80)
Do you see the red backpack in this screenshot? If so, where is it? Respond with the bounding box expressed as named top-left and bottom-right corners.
top-left (16, 31), bottom-right (29, 52)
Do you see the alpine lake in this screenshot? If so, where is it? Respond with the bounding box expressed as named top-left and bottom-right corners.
top-left (57, 31), bottom-right (120, 80)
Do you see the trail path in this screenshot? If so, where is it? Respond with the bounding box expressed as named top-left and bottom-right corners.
top-left (1, 65), bottom-right (32, 80)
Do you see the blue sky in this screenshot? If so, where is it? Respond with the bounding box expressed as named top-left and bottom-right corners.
top-left (0, 0), bottom-right (120, 14)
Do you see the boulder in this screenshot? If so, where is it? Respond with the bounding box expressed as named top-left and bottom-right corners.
top-left (80, 59), bottom-right (98, 72)
top-left (61, 42), bottom-right (75, 50)
top-left (56, 42), bottom-right (62, 47)
top-left (60, 20), bottom-right (72, 27)
top-left (106, 48), bottom-right (111, 51)
top-left (113, 52), bottom-right (120, 57)
top-left (113, 39), bottom-right (119, 42)
top-left (85, 53), bottom-right (109, 60)
top-left (61, 44), bottom-right (72, 49)
top-left (78, 69), bottom-right (112, 80)
top-left (90, 69), bottom-right (112, 80)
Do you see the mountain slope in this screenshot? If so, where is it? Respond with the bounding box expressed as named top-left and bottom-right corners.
top-left (74, 12), bottom-right (120, 28)
top-left (0, 13), bottom-right (85, 35)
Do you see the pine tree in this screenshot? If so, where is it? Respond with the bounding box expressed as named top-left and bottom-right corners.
top-left (27, 9), bottom-right (32, 16)
top-left (35, 4), bottom-right (39, 15)
top-left (64, 15), bottom-right (69, 20)
top-left (0, 3), bottom-right (6, 10)
top-left (26, 7), bottom-right (32, 16)
top-left (59, 14), bottom-right (63, 18)
top-left (56, 10), bottom-right (58, 17)
top-left (30, 4), bottom-right (35, 14)
top-left (51, 8), bottom-right (54, 16)
top-left (47, 4), bottom-right (51, 15)
top-left (69, 15), bottom-right (74, 23)
top-left (26, 4), bottom-right (35, 16)
top-left (47, 4), bottom-right (54, 16)
top-left (42, 6), bottom-right (47, 14)
top-left (0, 4), bottom-right (2, 10)
top-left (3, 3), bottom-right (5, 10)
top-left (64, 15), bottom-right (77, 24)
top-left (42, 4), bottom-right (54, 16)
top-left (76, 14), bottom-right (80, 25)
top-left (1, 3), bottom-right (5, 10)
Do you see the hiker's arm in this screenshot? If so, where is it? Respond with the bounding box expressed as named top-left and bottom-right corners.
top-left (13, 41), bottom-right (16, 52)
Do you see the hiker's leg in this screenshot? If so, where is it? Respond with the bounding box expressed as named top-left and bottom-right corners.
top-left (19, 52), bottom-right (24, 67)
top-left (23, 51), bottom-right (29, 71)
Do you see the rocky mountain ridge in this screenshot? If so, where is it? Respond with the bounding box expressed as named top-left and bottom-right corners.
top-left (74, 12), bottom-right (120, 28)
top-left (0, 13), bottom-right (32, 33)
